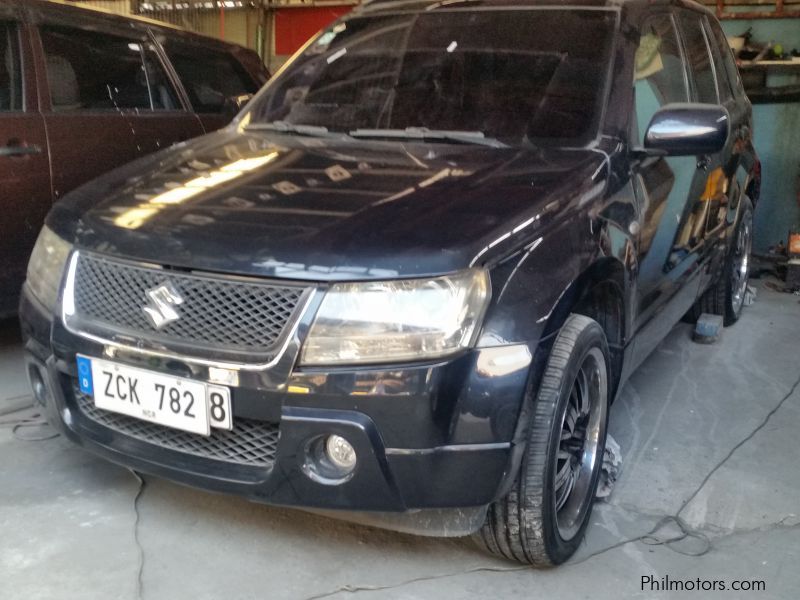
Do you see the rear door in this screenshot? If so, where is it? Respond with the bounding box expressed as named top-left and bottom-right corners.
top-left (0, 11), bottom-right (51, 312)
top-left (160, 38), bottom-right (262, 132)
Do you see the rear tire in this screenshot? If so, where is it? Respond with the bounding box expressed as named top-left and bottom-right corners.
top-left (474, 314), bottom-right (610, 566)
top-left (689, 198), bottom-right (753, 326)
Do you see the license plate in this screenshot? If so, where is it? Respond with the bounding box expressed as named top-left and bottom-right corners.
top-left (76, 355), bottom-right (232, 436)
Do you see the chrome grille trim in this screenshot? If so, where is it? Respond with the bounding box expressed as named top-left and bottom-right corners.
top-left (74, 384), bottom-right (280, 468)
top-left (63, 252), bottom-right (313, 363)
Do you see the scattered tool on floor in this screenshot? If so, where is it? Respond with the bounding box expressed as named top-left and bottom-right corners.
top-left (692, 313), bottom-right (724, 344)
top-left (597, 434), bottom-right (622, 499)
top-left (744, 284), bottom-right (757, 306)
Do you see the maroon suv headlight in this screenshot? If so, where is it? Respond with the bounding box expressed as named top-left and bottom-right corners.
top-left (26, 226), bottom-right (73, 312)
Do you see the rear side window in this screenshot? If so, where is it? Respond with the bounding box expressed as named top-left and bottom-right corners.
top-left (0, 21), bottom-right (22, 111)
top-left (677, 13), bottom-right (718, 104)
top-left (702, 19), bottom-right (733, 102)
top-left (40, 26), bottom-right (179, 112)
top-left (165, 42), bottom-right (258, 114)
top-left (706, 17), bottom-right (743, 100)
top-left (634, 14), bottom-right (688, 143)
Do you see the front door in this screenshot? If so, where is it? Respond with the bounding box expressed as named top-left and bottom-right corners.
top-left (0, 17), bottom-right (51, 314)
top-left (161, 39), bottom-right (260, 133)
top-left (629, 11), bottom-right (705, 365)
top-left (34, 21), bottom-right (142, 200)
top-left (125, 34), bottom-right (204, 155)
top-left (675, 10), bottom-right (729, 293)
top-left (33, 17), bottom-right (202, 201)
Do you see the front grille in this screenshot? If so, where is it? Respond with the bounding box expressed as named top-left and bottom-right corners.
top-left (74, 386), bottom-right (280, 468)
top-left (71, 253), bottom-right (308, 355)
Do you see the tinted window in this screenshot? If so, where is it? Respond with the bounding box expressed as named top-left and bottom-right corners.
top-left (678, 14), bottom-right (718, 104)
top-left (166, 42), bottom-right (258, 114)
top-left (634, 14), bottom-right (688, 143)
top-left (41, 26), bottom-right (178, 112)
top-left (0, 22), bottom-right (22, 111)
top-left (142, 45), bottom-right (180, 110)
top-left (707, 17), bottom-right (742, 100)
top-left (249, 10), bottom-right (617, 145)
top-left (702, 19), bottom-right (733, 102)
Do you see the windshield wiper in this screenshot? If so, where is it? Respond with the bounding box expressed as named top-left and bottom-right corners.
top-left (349, 127), bottom-right (508, 148)
top-left (246, 121), bottom-right (334, 137)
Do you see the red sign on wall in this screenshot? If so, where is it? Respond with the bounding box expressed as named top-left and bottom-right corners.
top-left (274, 6), bottom-right (353, 56)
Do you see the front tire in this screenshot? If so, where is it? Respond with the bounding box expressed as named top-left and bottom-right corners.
top-left (474, 314), bottom-right (610, 566)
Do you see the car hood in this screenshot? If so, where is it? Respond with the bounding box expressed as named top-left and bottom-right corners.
top-left (51, 127), bottom-right (609, 281)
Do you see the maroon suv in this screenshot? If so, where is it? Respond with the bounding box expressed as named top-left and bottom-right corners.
top-left (0, 0), bottom-right (269, 316)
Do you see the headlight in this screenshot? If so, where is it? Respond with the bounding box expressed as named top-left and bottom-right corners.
top-left (26, 226), bottom-right (73, 311)
top-left (300, 269), bottom-right (490, 366)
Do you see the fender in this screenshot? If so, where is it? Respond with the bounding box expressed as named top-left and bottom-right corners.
top-left (479, 195), bottom-right (636, 501)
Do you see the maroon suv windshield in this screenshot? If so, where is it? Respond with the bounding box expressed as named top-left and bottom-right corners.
top-left (248, 8), bottom-right (617, 146)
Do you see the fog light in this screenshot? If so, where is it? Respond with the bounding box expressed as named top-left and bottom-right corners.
top-left (325, 435), bottom-right (356, 471)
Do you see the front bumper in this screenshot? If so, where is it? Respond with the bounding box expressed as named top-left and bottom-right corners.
top-left (20, 287), bottom-right (532, 535)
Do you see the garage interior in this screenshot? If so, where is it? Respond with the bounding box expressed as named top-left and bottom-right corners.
top-left (2, 0), bottom-right (800, 598)
top-left (4, 285), bottom-right (799, 598)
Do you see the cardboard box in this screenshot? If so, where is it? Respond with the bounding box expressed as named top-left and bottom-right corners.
top-left (789, 228), bottom-right (800, 259)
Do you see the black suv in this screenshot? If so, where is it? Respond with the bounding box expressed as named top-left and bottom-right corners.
top-left (20, 0), bottom-right (758, 566)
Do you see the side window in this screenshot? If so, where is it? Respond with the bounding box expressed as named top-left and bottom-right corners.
top-left (677, 14), bottom-right (718, 104)
top-left (142, 46), bottom-right (180, 110)
top-left (165, 41), bottom-right (258, 114)
top-left (634, 14), bottom-right (688, 144)
top-left (0, 21), bottom-right (23, 111)
top-left (707, 17), bottom-right (743, 99)
top-left (702, 19), bottom-right (734, 102)
top-left (40, 25), bottom-right (178, 112)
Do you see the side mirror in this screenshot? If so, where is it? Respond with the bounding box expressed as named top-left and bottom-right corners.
top-left (223, 94), bottom-right (254, 118)
top-left (232, 93), bottom-right (254, 110)
top-left (644, 103), bottom-right (729, 156)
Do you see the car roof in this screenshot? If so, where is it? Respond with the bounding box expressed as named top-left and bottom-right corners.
top-left (356, 0), bottom-right (714, 17)
top-left (15, 0), bottom-right (255, 54)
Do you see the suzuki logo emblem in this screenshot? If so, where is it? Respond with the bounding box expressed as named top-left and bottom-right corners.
top-left (143, 282), bottom-right (183, 330)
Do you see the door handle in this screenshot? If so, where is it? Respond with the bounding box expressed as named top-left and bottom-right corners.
top-left (0, 143), bottom-right (42, 157)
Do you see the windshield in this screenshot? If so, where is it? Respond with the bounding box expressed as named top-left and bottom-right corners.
top-left (247, 8), bottom-right (617, 146)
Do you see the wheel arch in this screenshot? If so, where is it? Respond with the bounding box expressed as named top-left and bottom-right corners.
top-left (494, 255), bottom-right (631, 503)
top-left (540, 257), bottom-right (629, 400)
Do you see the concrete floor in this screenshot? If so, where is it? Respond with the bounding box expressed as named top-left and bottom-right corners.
top-left (1, 281), bottom-right (799, 600)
